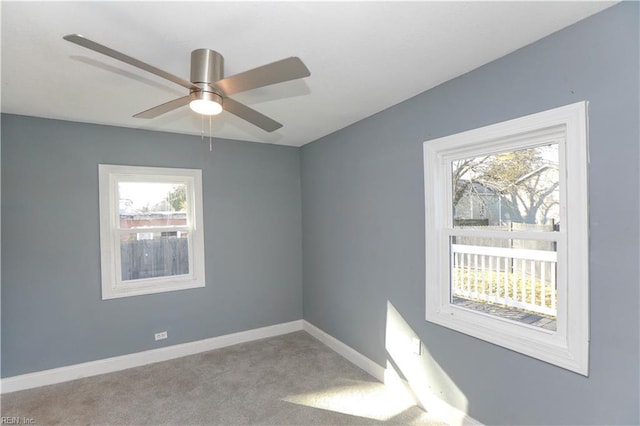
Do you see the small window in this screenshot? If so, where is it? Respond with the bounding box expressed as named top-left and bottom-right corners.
top-left (99, 165), bottom-right (205, 299)
top-left (423, 102), bottom-right (589, 375)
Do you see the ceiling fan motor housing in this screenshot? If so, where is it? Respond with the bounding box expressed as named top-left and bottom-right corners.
top-left (190, 49), bottom-right (223, 92)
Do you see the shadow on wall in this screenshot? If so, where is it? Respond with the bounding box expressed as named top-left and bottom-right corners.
top-left (385, 301), bottom-right (470, 425)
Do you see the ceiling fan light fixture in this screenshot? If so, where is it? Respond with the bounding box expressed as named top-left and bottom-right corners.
top-left (189, 91), bottom-right (223, 115)
top-left (62, 35), bottom-right (309, 131)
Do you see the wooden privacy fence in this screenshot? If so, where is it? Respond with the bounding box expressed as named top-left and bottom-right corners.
top-left (451, 244), bottom-right (557, 317)
top-left (120, 237), bottom-right (189, 280)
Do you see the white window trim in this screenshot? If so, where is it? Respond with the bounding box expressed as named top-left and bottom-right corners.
top-left (99, 164), bottom-right (206, 300)
top-left (423, 102), bottom-right (589, 375)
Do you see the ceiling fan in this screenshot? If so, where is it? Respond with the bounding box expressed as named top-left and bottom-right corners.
top-left (63, 34), bottom-right (310, 132)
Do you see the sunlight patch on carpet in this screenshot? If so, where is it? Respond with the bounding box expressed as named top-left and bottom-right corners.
top-left (282, 378), bottom-right (417, 422)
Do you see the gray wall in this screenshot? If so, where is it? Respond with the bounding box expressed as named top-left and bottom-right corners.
top-left (1, 116), bottom-right (302, 377)
top-left (301, 3), bottom-right (639, 425)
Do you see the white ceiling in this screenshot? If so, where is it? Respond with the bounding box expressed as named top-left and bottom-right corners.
top-left (1, 1), bottom-right (615, 147)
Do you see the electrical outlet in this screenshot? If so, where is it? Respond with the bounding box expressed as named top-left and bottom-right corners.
top-left (410, 337), bottom-right (421, 355)
top-left (154, 331), bottom-right (168, 341)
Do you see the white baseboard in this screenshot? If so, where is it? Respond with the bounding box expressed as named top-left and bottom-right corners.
top-left (302, 320), bottom-right (386, 381)
top-left (2, 318), bottom-right (481, 425)
top-left (1, 320), bottom-right (303, 394)
top-left (302, 320), bottom-right (481, 426)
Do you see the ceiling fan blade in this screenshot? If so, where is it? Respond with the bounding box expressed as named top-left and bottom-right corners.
top-left (216, 57), bottom-right (310, 96)
top-left (223, 97), bottom-right (282, 132)
top-left (133, 96), bottom-right (190, 119)
top-left (63, 34), bottom-right (198, 91)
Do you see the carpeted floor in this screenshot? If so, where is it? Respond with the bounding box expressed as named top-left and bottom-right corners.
top-left (1, 331), bottom-right (447, 425)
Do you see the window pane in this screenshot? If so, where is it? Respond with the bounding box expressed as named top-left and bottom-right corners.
top-left (118, 182), bottom-right (188, 228)
top-left (450, 236), bottom-right (557, 330)
top-left (120, 232), bottom-right (190, 281)
top-left (452, 144), bottom-right (559, 231)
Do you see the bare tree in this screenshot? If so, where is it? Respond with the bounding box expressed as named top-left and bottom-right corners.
top-left (453, 146), bottom-right (559, 225)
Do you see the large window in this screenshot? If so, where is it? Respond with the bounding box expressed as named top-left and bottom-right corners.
top-left (99, 165), bottom-right (205, 299)
top-left (423, 102), bottom-right (589, 375)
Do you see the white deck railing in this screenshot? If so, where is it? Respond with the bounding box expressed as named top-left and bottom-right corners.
top-left (451, 244), bottom-right (557, 317)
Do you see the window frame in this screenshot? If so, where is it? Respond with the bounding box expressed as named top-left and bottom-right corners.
top-left (98, 164), bottom-right (206, 300)
top-left (423, 102), bottom-right (589, 375)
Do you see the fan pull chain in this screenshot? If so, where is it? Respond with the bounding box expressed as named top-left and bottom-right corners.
top-left (199, 114), bottom-right (213, 152)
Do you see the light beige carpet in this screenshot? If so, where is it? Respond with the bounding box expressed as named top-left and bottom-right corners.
top-left (1, 331), bottom-right (446, 425)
